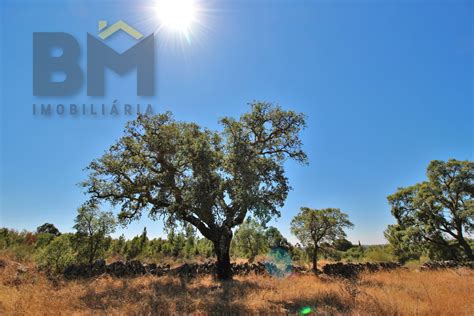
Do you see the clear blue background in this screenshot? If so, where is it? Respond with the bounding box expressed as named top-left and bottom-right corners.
top-left (1, 0), bottom-right (472, 244)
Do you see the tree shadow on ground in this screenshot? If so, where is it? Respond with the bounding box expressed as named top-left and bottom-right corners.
top-left (177, 277), bottom-right (262, 314)
top-left (79, 275), bottom-right (262, 314)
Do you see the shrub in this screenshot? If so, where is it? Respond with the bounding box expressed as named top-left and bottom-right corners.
top-left (0, 228), bottom-right (36, 261)
top-left (343, 246), bottom-right (365, 262)
top-left (36, 234), bottom-right (75, 275)
top-left (363, 246), bottom-right (395, 262)
top-left (35, 233), bottom-right (56, 249)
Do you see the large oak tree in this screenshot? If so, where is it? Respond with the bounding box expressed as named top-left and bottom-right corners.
top-left (82, 102), bottom-right (307, 279)
top-left (387, 159), bottom-right (473, 261)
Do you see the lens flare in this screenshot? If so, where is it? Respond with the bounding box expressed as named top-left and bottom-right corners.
top-left (299, 306), bottom-right (313, 315)
top-left (265, 247), bottom-right (293, 278)
top-left (154, 0), bottom-right (197, 35)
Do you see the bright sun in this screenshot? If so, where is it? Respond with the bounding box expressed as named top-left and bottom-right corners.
top-left (154, 0), bottom-right (197, 34)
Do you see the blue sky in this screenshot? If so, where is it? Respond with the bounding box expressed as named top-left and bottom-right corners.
top-left (0, 0), bottom-right (472, 244)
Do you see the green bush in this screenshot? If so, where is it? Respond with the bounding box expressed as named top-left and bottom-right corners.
top-left (35, 233), bottom-right (55, 249)
top-left (322, 248), bottom-right (342, 261)
top-left (36, 234), bottom-right (75, 275)
top-left (0, 228), bottom-right (36, 261)
top-left (343, 246), bottom-right (364, 262)
top-left (363, 246), bottom-right (395, 262)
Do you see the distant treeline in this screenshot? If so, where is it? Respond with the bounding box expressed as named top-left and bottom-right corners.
top-left (0, 221), bottom-right (398, 275)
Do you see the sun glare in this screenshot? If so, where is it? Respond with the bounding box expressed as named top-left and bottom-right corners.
top-left (155, 0), bottom-right (197, 34)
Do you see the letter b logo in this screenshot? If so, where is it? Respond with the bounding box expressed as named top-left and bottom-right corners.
top-left (33, 22), bottom-right (155, 96)
top-left (33, 32), bottom-right (83, 96)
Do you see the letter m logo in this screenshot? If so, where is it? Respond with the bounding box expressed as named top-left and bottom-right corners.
top-left (88, 20), bottom-right (155, 96)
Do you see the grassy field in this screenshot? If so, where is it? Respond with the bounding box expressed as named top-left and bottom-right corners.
top-left (0, 257), bottom-right (473, 315)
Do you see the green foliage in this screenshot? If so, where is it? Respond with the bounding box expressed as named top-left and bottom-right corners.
top-left (73, 202), bottom-right (116, 264)
top-left (333, 238), bottom-right (353, 252)
top-left (109, 234), bottom-right (126, 257)
top-left (183, 224), bottom-right (198, 258)
top-left (124, 227), bottom-right (148, 260)
top-left (288, 244), bottom-right (308, 264)
top-left (291, 208), bottom-right (354, 248)
top-left (384, 224), bottom-right (422, 263)
top-left (36, 234), bottom-right (75, 275)
top-left (343, 246), bottom-right (365, 262)
top-left (36, 223), bottom-right (61, 236)
top-left (35, 233), bottom-right (56, 249)
top-left (231, 218), bottom-right (268, 261)
top-left (291, 207), bottom-right (353, 270)
top-left (0, 228), bottom-right (27, 248)
top-left (1, 222), bottom-right (418, 269)
top-left (387, 159), bottom-right (473, 262)
top-left (363, 245), bottom-right (395, 262)
top-left (0, 228), bottom-right (37, 261)
top-left (321, 246), bottom-right (342, 261)
top-left (195, 238), bottom-right (214, 257)
top-left (265, 226), bottom-right (292, 250)
top-left (106, 225), bottom-right (215, 262)
top-left (165, 228), bottom-right (186, 257)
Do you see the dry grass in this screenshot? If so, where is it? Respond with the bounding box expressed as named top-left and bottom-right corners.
top-left (0, 257), bottom-right (473, 315)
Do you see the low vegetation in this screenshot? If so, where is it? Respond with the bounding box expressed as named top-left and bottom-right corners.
top-left (0, 255), bottom-right (472, 315)
top-left (0, 223), bottom-right (405, 278)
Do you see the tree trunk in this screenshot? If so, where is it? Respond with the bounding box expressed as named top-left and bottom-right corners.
top-left (89, 238), bottom-right (95, 265)
top-left (458, 237), bottom-right (473, 261)
top-left (213, 229), bottom-right (233, 280)
top-left (312, 246), bottom-right (318, 272)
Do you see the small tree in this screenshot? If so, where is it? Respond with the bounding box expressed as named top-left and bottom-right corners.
top-left (232, 218), bottom-right (268, 262)
top-left (82, 102), bottom-right (307, 279)
top-left (387, 159), bottom-right (473, 261)
top-left (291, 207), bottom-right (353, 271)
top-left (73, 202), bottom-right (116, 265)
top-left (36, 223), bottom-right (61, 236)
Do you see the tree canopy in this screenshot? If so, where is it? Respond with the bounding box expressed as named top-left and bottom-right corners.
top-left (387, 159), bottom-right (473, 261)
top-left (82, 102), bottom-right (307, 279)
top-left (36, 223), bottom-right (61, 236)
top-left (291, 207), bottom-right (353, 271)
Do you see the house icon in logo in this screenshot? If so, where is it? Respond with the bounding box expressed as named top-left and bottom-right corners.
top-left (98, 20), bottom-right (144, 40)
